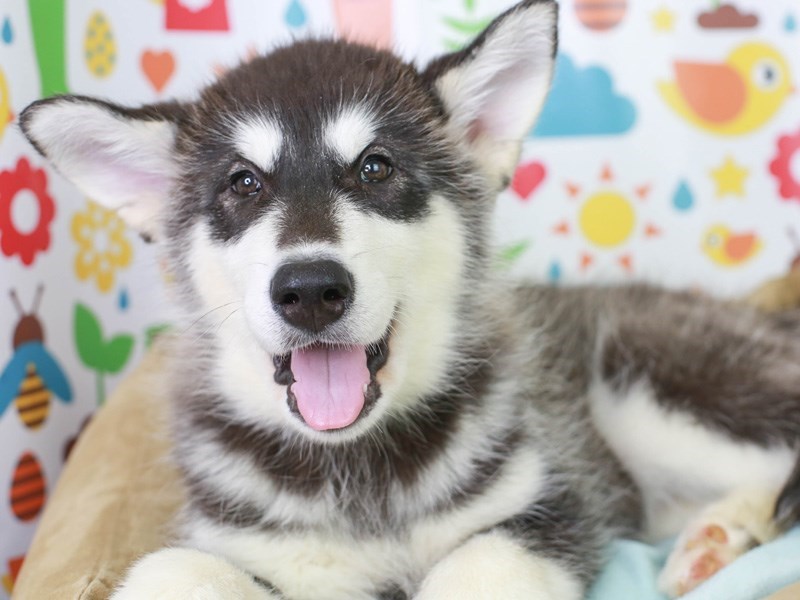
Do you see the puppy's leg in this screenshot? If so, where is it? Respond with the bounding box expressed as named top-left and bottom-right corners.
top-left (416, 486), bottom-right (606, 600)
top-left (111, 547), bottom-right (279, 600)
top-left (416, 531), bottom-right (582, 600)
top-left (658, 488), bottom-right (781, 598)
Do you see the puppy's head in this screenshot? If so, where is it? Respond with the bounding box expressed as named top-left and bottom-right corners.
top-left (20, 0), bottom-right (557, 440)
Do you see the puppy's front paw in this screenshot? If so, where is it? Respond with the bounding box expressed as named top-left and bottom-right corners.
top-left (658, 522), bottom-right (749, 597)
top-left (111, 548), bottom-right (276, 600)
top-left (658, 489), bottom-right (778, 598)
top-left (416, 532), bottom-right (581, 600)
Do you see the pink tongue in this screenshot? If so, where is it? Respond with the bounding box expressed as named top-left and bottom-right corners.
top-left (290, 345), bottom-right (370, 431)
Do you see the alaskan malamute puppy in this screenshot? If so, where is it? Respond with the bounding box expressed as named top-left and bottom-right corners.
top-left (20, 1), bottom-right (800, 598)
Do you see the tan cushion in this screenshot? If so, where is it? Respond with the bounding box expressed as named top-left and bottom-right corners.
top-left (12, 341), bottom-right (184, 600)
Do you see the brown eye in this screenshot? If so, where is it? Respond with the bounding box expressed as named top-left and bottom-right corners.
top-left (360, 155), bottom-right (393, 183)
top-left (231, 170), bottom-right (262, 196)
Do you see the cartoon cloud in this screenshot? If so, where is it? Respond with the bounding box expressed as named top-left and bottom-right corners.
top-left (532, 54), bottom-right (636, 137)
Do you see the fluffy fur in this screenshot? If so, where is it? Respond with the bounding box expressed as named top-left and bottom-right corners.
top-left (19, 1), bottom-right (800, 598)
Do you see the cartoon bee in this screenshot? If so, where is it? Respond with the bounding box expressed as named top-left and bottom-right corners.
top-left (0, 286), bottom-right (72, 429)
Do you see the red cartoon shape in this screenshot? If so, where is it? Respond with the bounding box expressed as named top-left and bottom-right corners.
top-left (770, 128), bottom-right (800, 202)
top-left (141, 50), bottom-right (176, 94)
top-left (334, 0), bottom-right (393, 49)
top-left (511, 161), bottom-right (546, 200)
top-left (2, 555), bottom-right (25, 595)
top-left (0, 158), bottom-right (55, 266)
top-left (166, 0), bottom-right (229, 31)
top-left (10, 451), bottom-right (46, 521)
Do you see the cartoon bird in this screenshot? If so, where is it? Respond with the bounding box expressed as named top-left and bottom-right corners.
top-left (0, 287), bottom-right (72, 429)
top-left (702, 225), bottom-right (762, 267)
top-left (0, 67), bottom-right (12, 140)
top-left (659, 42), bottom-right (794, 135)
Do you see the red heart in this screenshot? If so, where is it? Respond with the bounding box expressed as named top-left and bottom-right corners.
top-left (511, 161), bottom-right (546, 200)
top-left (141, 50), bottom-right (176, 93)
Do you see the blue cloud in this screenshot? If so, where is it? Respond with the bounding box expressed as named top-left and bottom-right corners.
top-left (532, 54), bottom-right (636, 137)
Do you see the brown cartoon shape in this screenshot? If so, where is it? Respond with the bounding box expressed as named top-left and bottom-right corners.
top-left (698, 4), bottom-right (759, 29)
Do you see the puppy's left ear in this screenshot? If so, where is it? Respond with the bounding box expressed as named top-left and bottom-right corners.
top-left (19, 96), bottom-right (187, 241)
top-left (423, 0), bottom-right (557, 189)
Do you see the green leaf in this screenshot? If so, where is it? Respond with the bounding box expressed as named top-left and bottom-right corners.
top-left (74, 303), bottom-right (105, 371)
top-left (442, 16), bottom-right (491, 35)
top-left (100, 335), bottom-right (135, 374)
top-left (145, 324), bottom-right (171, 349)
top-left (497, 240), bottom-right (531, 269)
top-left (443, 38), bottom-right (466, 51)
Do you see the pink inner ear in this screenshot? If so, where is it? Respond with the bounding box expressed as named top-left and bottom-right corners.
top-left (466, 118), bottom-right (487, 143)
top-left (465, 57), bottom-right (541, 144)
top-left (75, 140), bottom-right (168, 201)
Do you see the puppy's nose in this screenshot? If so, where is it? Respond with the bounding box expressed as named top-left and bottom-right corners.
top-left (270, 260), bottom-right (354, 333)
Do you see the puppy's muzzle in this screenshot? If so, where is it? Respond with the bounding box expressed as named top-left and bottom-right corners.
top-left (270, 260), bottom-right (354, 333)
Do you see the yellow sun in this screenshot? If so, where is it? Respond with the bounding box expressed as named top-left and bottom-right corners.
top-left (555, 165), bottom-right (658, 274)
top-left (579, 191), bottom-right (636, 248)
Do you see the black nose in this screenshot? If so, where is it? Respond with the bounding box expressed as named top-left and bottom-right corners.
top-left (270, 260), bottom-right (354, 333)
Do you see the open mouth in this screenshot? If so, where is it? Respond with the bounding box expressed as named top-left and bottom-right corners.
top-left (273, 333), bottom-right (390, 432)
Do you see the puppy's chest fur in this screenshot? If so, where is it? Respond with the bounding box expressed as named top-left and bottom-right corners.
top-left (168, 326), bottom-right (593, 593)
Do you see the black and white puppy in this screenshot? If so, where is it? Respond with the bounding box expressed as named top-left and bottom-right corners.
top-left (20, 1), bottom-right (800, 598)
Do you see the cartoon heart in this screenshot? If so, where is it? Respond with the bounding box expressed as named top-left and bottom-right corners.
top-left (141, 50), bottom-right (176, 93)
top-left (511, 161), bottom-right (546, 200)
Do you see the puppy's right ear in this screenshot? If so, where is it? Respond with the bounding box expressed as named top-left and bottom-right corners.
top-left (20, 95), bottom-right (187, 241)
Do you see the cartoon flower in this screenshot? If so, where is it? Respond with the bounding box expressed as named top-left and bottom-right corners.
top-left (71, 200), bottom-right (133, 293)
top-left (0, 157), bottom-right (55, 266)
top-left (770, 128), bottom-right (800, 202)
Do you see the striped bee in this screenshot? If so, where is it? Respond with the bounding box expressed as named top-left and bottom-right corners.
top-left (0, 287), bottom-right (72, 429)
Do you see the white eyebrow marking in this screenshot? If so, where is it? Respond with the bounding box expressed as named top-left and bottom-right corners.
top-left (234, 116), bottom-right (282, 172)
top-left (325, 105), bottom-right (376, 164)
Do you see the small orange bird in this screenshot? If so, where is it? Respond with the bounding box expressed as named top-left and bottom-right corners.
top-left (702, 225), bottom-right (762, 267)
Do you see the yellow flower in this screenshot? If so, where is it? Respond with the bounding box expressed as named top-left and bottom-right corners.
top-left (71, 200), bottom-right (133, 293)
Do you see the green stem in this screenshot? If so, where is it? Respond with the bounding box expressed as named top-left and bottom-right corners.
top-left (96, 371), bottom-right (105, 406)
top-left (28, 0), bottom-right (69, 96)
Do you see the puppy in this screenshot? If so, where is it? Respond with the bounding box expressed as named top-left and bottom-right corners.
top-left (20, 1), bottom-right (800, 597)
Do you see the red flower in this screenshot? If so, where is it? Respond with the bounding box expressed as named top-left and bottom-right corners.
top-left (0, 157), bottom-right (55, 265)
top-left (770, 128), bottom-right (800, 202)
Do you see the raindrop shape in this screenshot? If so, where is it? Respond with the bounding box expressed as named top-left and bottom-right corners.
top-left (285, 0), bottom-right (307, 28)
top-left (1, 16), bottom-right (12, 44)
top-left (548, 260), bottom-right (562, 283)
top-left (786, 13), bottom-right (797, 32)
top-left (118, 286), bottom-right (129, 310)
top-left (673, 181), bottom-right (694, 212)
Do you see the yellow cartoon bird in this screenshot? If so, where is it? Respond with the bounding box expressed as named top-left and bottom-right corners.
top-left (702, 225), bottom-right (762, 267)
top-left (659, 42), bottom-right (794, 135)
top-left (0, 67), bottom-right (12, 140)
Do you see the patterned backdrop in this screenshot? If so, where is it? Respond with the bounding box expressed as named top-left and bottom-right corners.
top-left (1, 0), bottom-right (799, 595)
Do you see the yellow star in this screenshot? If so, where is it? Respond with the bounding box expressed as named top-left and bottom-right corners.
top-left (652, 7), bottom-right (676, 32)
top-left (710, 156), bottom-right (749, 198)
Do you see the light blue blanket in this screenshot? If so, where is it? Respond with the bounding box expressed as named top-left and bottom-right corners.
top-left (589, 527), bottom-right (800, 600)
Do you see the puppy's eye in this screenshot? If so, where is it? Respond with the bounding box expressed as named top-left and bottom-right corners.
top-left (230, 170), bottom-right (262, 196)
top-left (360, 155), bottom-right (393, 183)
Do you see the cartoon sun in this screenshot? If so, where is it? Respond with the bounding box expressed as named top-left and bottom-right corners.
top-left (554, 165), bottom-right (660, 273)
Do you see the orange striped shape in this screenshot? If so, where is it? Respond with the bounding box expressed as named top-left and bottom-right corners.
top-left (575, 0), bottom-right (627, 31)
top-left (15, 366), bottom-right (52, 429)
top-left (10, 452), bottom-right (46, 521)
